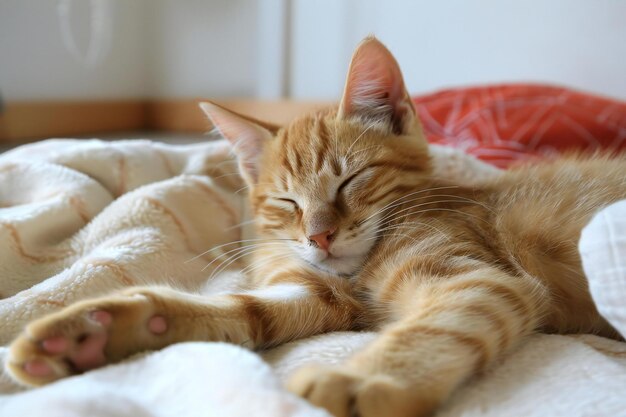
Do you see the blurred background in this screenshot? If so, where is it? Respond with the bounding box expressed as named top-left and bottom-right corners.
top-left (0, 0), bottom-right (625, 143)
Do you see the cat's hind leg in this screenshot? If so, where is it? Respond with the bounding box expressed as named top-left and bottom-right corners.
top-left (287, 265), bottom-right (548, 417)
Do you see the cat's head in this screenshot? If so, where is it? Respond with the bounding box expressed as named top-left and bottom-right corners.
top-left (201, 37), bottom-right (432, 276)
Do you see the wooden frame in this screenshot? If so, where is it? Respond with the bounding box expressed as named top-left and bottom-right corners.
top-left (0, 101), bottom-right (145, 142)
top-left (0, 99), bottom-right (332, 143)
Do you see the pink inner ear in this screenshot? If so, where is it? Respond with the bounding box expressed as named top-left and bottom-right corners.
top-left (199, 102), bottom-right (269, 184)
top-left (204, 106), bottom-right (249, 144)
top-left (346, 56), bottom-right (397, 110)
top-left (340, 39), bottom-right (409, 123)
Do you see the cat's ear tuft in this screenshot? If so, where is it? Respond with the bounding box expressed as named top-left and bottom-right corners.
top-left (338, 36), bottom-right (418, 135)
top-left (199, 101), bottom-right (273, 185)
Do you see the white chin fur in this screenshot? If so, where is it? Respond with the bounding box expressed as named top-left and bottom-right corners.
top-left (314, 254), bottom-right (367, 276)
top-left (296, 246), bottom-right (367, 276)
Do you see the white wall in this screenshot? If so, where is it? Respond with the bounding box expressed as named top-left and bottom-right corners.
top-left (290, 0), bottom-right (626, 100)
top-left (1, 0), bottom-right (625, 101)
top-left (0, 0), bottom-right (259, 101)
top-left (147, 0), bottom-right (258, 98)
top-left (0, 0), bottom-right (148, 100)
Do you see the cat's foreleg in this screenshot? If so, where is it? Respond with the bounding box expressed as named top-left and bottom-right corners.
top-left (288, 266), bottom-right (548, 417)
top-left (6, 280), bottom-right (360, 386)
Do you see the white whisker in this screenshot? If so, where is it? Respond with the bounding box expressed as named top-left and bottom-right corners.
top-left (360, 186), bottom-right (460, 224)
top-left (201, 242), bottom-right (289, 273)
top-left (224, 219), bottom-right (257, 231)
top-left (185, 238), bottom-right (296, 263)
top-left (345, 122), bottom-right (377, 158)
top-left (241, 253), bottom-right (294, 276)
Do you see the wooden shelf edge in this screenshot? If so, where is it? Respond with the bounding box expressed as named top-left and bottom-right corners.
top-left (0, 99), bottom-right (334, 142)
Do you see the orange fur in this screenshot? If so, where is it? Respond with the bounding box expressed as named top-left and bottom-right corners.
top-left (7, 37), bottom-right (625, 417)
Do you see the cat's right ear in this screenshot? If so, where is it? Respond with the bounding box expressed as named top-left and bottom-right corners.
top-left (338, 36), bottom-right (418, 136)
top-left (199, 101), bottom-right (273, 185)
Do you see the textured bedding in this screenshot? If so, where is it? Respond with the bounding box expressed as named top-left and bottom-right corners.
top-left (415, 84), bottom-right (626, 167)
top-left (1, 85), bottom-right (626, 416)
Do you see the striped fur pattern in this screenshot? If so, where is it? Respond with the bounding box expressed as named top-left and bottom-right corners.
top-left (6, 37), bottom-right (625, 417)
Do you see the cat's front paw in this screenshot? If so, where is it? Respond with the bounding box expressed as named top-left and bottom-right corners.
top-left (287, 365), bottom-right (434, 417)
top-left (5, 290), bottom-right (170, 386)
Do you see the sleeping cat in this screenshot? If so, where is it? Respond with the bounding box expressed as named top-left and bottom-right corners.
top-left (6, 37), bottom-right (625, 417)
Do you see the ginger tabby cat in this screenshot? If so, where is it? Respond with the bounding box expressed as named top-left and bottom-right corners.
top-left (6, 37), bottom-right (625, 417)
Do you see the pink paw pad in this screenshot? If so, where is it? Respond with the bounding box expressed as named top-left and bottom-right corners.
top-left (90, 310), bottom-right (112, 327)
top-left (72, 333), bottom-right (108, 369)
top-left (42, 336), bottom-right (68, 354)
top-left (148, 315), bottom-right (167, 334)
top-left (24, 359), bottom-right (52, 377)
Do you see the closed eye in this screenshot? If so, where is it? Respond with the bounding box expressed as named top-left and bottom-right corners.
top-left (337, 173), bottom-right (359, 194)
top-left (338, 167), bottom-right (375, 195)
top-left (277, 198), bottom-right (299, 209)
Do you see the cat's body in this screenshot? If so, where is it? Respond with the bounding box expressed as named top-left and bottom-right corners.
top-left (359, 157), bottom-right (622, 335)
top-left (6, 38), bottom-right (625, 417)
top-left (250, 107), bottom-right (623, 333)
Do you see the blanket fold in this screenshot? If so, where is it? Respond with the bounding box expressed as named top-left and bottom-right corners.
top-left (0, 136), bottom-right (625, 415)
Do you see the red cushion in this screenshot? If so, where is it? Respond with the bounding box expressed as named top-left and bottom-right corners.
top-left (413, 84), bottom-right (626, 168)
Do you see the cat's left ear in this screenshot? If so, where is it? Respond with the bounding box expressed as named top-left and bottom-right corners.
top-left (338, 36), bottom-right (419, 136)
top-left (199, 101), bottom-right (273, 185)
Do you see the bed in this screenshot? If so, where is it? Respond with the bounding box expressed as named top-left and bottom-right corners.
top-left (1, 85), bottom-right (625, 416)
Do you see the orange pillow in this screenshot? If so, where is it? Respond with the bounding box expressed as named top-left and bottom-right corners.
top-left (413, 84), bottom-right (626, 168)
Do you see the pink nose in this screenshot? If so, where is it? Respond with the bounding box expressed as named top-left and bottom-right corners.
top-left (309, 229), bottom-right (336, 251)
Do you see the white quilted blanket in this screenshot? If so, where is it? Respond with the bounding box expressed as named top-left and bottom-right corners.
top-left (0, 139), bottom-right (624, 416)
